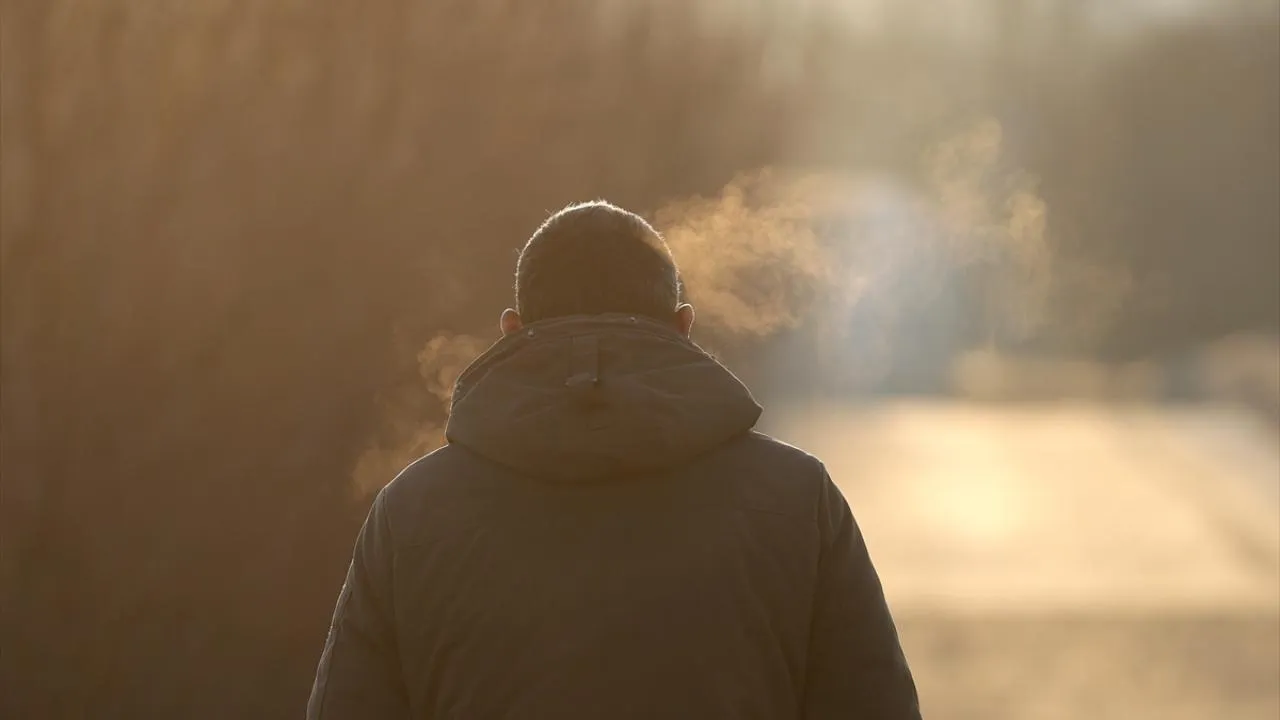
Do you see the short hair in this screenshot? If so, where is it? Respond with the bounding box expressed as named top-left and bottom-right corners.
top-left (515, 201), bottom-right (681, 324)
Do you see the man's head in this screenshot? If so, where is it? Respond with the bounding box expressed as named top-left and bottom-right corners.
top-left (501, 201), bottom-right (694, 337)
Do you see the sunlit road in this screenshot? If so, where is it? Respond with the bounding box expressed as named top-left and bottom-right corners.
top-left (766, 401), bottom-right (1280, 719)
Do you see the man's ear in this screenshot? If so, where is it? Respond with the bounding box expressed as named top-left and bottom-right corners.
top-left (500, 308), bottom-right (523, 336)
top-left (675, 303), bottom-right (695, 338)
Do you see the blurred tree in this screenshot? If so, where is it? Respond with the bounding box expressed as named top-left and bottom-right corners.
top-left (0, 2), bottom-right (796, 716)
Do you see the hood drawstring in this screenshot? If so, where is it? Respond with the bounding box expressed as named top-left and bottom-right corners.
top-left (565, 334), bottom-right (609, 429)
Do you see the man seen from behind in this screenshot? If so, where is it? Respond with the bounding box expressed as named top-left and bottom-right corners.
top-left (307, 201), bottom-right (922, 719)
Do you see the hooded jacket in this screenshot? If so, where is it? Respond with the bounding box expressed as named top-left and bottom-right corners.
top-left (308, 314), bottom-right (920, 720)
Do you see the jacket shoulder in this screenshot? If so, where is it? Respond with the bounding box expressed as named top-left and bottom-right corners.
top-left (375, 444), bottom-right (493, 542)
top-left (738, 430), bottom-right (827, 470)
top-left (693, 430), bottom-right (831, 524)
top-left (383, 443), bottom-right (470, 491)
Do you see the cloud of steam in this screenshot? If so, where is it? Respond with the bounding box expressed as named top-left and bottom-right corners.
top-left (354, 118), bottom-right (1131, 496)
top-left (657, 170), bottom-right (858, 339)
top-left (656, 119), bottom-right (1066, 347)
top-left (924, 118), bottom-right (1132, 350)
top-left (925, 118), bottom-right (1054, 344)
top-left (655, 118), bottom-right (1131, 386)
top-left (351, 332), bottom-right (489, 498)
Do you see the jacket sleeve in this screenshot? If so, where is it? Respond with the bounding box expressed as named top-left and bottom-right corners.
top-left (802, 469), bottom-right (921, 720)
top-left (307, 490), bottom-right (410, 719)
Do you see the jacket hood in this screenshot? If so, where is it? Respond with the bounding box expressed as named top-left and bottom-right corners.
top-left (445, 314), bottom-right (762, 481)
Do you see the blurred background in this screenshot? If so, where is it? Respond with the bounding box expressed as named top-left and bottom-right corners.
top-left (2, 1), bottom-right (1277, 718)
